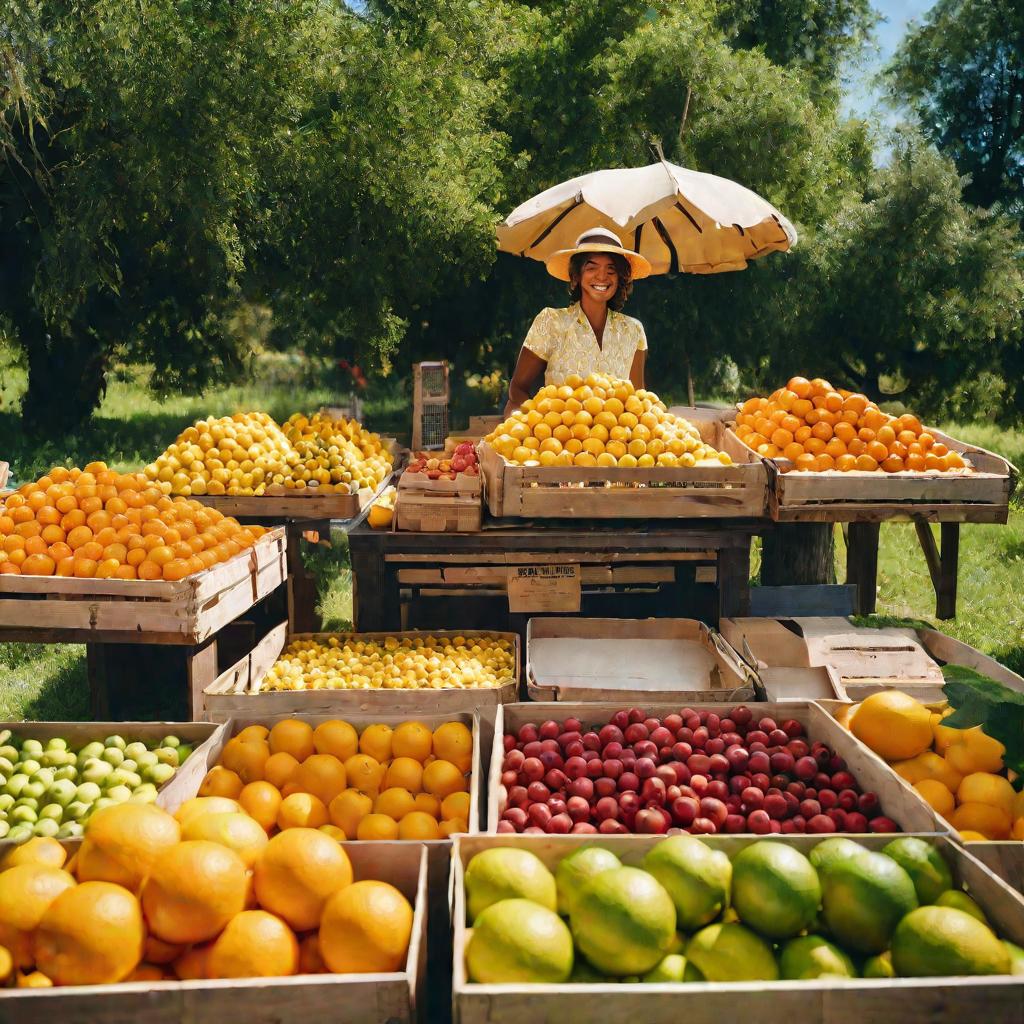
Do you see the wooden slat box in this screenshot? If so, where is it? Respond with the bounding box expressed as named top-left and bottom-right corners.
top-left (396, 493), bottom-right (483, 533)
top-left (727, 423), bottom-right (1015, 523)
top-left (451, 833), bottom-right (1024, 1024)
top-left (720, 616), bottom-right (1024, 702)
top-left (0, 841), bottom-right (427, 1024)
top-left (0, 527), bottom-right (286, 645)
top-left (487, 701), bottom-right (944, 835)
top-left (480, 409), bottom-right (767, 519)
top-left (817, 699), bottom-right (1024, 895)
top-left (0, 720), bottom-right (227, 853)
top-left (525, 617), bottom-right (758, 704)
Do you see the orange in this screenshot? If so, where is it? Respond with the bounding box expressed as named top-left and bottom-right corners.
top-left (172, 942), bottom-right (212, 980)
top-left (269, 719), bottom-right (315, 762)
top-left (312, 720), bottom-right (358, 761)
top-left (397, 811), bottom-right (441, 839)
top-left (441, 791), bottom-right (471, 822)
top-left (220, 737), bottom-right (270, 784)
top-left (850, 690), bottom-right (933, 761)
top-left (439, 818), bottom-right (469, 837)
top-left (374, 787), bottom-right (416, 821)
top-left (34, 881), bottom-right (145, 985)
top-left (142, 840), bottom-right (248, 944)
top-left (76, 803), bottom-right (181, 893)
top-left (283, 753), bottom-right (348, 806)
top-left (20, 553), bottom-right (55, 576)
top-left (384, 757), bottom-right (424, 794)
top-left (198, 765), bottom-right (245, 799)
top-left (238, 781), bottom-right (283, 832)
top-left (0, 865), bottom-right (77, 968)
top-left (253, 828), bottom-right (353, 931)
top-left (949, 802), bottom-right (1011, 840)
top-left (207, 910), bottom-right (299, 979)
top-left (855, 454), bottom-right (878, 472)
top-left (320, 881), bottom-right (413, 973)
top-left (432, 722), bottom-right (473, 773)
top-left (957, 772), bottom-right (1016, 819)
top-left (277, 791), bottom-right (329, 830)
top-left (413, 793), bottom-right (441, 818)
top-left (144, 935), bottom-right (185, 965)
top-left (358, 723), bottom-right (393, 763)
top-left (298, 932), bottom-right (328, 974)
top-left (180, 811), bottom-right (269, 868)
top-left (343, 753), bottom-right (385, 797)
top-left (353, 813), bottom-right (397, 841)
top-left (329, 789), bottom-right (373, 839)
top-left (391, 721), bottom-right (433, 762)
top-left (264, 751), bottom-right (301, 789)
top-left (913, 779), bottom-right (956, 818)
top-left (2, 837), bottom-right (67, 871)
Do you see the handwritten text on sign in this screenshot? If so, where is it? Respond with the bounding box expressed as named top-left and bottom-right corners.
top-left (507, 564), bottom-right (581, 613)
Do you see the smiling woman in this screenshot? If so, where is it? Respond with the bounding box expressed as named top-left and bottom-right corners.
top-left (504, 229), bottom-right (653, 415)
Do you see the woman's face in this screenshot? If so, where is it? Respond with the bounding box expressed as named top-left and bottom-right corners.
top-left (577, 254), bottom-right (619, 306)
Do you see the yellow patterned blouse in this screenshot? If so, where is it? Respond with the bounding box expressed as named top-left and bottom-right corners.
top-left (523, 303), bottom-right (648, 385)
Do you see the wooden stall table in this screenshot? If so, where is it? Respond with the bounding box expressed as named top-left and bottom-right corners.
top-left (0, 529), bottom-right (287, 721)
top-left (347, 518), bottom-right (758, 634)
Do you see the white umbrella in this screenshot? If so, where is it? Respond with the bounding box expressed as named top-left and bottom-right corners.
top-left (497, 160), bottom-right (797, 274)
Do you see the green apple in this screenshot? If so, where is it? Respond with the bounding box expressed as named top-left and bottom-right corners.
top-left (10, 805), bottom-right (37, 824)
top-left (104, 735), bottom-right (127, 751)
top-left (120, 771), bottom-right (142, 790)
top-left (0, 745), bottom-right (18, 763)
top-left (16, 797), bottom-right (38, 813)
top-left (20, 739), bottom-right (43, 756)
top-left (0, 757), bottom-right (14, 776)
top-left (101, 748), bottom-right (125, 767)
top-left (0, 794), bottom-right (15, 813)
top-left (22, 781), bottom-right (46, 801)
top-left (75, 781), bottom-right (102, 804)
top-left (124, 742), bottom-right (148, 761)
top-left (56, 821), bottom-right (84, 839)
top-left (48, 780), bottom-right (78, 806)
top-left (146, 763), bottom-right (176, 786)
top-left (92, 797), bottom-right (115, 812)
top-left (0, 822), bottom-right (9, 839)
top-left (0, 775), bottom-right (6, 790)
top-left (63, 800), bottom-right (92, 822)
top-left (53, 766), bottom-right (77, 782)
top-left (176, 745), bottom-right (193, 763)
top-left (129, 787), bottom-right (158, 804)
top-left (82, 759), bottom-right (113, 784)
top-left (45, 737), bottom-right (68, 751)
top-left (0, 730), bottom-right (12, 746)
top-left (78, 741), bottom-right (104, 761)
top-left (155, 747), bottom-right (180, 767)
top-left (119, 758), bottom-right (138, 774)
top-left (7, 824), bottom-right (33, 844)
top-left (107, 785), bottom-right (132, 803)
top-left (5, 774), bottom-right (29, 797)
top-left (39, 803), bottom-right (63, 822)
top-left (34, 768), bottom-right (55, 789)
top-left (19, 759), bottom-right (41, 776)
top-left (135, 751), bottom-right (158, 770)
top-left (33, 818), bottom-right (60, 838)
top-left (161, 735), bottom-right (181, 749)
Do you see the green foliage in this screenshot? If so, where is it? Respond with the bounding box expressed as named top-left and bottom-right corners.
top-left (886, 0), bottom-right (1024, 217)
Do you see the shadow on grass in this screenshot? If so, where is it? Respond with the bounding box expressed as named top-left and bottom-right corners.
top-left (1, 644), bottom-right (92, 723)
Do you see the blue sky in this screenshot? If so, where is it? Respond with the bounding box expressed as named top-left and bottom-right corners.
top-left (841, 0), bottom-right (936, 126)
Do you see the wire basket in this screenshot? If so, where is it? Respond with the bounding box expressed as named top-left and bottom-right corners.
top-left (413, 361), bottom-right (450, 450)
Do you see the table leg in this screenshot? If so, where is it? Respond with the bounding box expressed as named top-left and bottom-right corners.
top-left (187, 636), bottom-right (220, 722)
top-left (846, 522), bottom-right (880, 615)
top-left (717, 544), bottom-right (751, 620)
top-left (287, 519), bottom-right (325, 634)
top-left (351, 547), bottom-right (401, 631)
top-left (913, 521), bottom-right (960, 620)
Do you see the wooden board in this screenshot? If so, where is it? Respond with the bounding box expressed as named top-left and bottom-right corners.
top-left (0, 842), bottom-right (427, 1024)
top-left (730, 424), bottom-right (1016, 523)
top-left (487, 700), bottom-right (942, 834)
top-left (398, 469), bottom-right (481, 496)
top-left (525, 617), bottom-right (757, 703)
top-left (0, 527), bottom-right (286, 645)
top-left (451, 833), bottom-right (1024, 1024)
top-left (480, 409), bottom-right (767, 520)
top-left (0, 462), bottom-right (8, 490)
top-left (395, 493), bottom-right (482, 533)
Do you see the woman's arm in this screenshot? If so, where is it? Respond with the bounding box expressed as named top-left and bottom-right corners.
top-left (629, 348), bottom-right (646, 391)
top-left (504, 347), bottom-right (548, 417)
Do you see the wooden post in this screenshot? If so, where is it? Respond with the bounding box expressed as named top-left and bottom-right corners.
top-left (351, 544), bottom-right (402, 631)
top-left (717, 544), bottom-right (751, 620)
top-left (937, 523), bottom-right (960, 620)
top-left (286, 519), bottom-right (325, 634)
top-left (761, 523), bottom-right (837, 587)
top-left (187, 636), bottom-right (220, 721)
top-left (846, 522), bottom-right (880, 615)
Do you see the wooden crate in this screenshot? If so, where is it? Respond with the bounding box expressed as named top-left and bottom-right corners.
top-left (720, 616), bottom-right (1024, 702)
top-left (396, 492), bottom-right (482, 533)
top-left (451, 833), bottom-right (1024, 1024)
top-left (398, 468), bottom-right (481, 496)
top-left (1, 842), bottom-right (427, 1024)
top-left (0, 721), bottom-right (227, 852)
top-left (525, 617), bottom-right (758, 704)
top-left (480, 409), bottom-right (766, 519)
top-left (817, 699), bottom-right (1024, 894)
top-left (486, 701), bottom-right (944, 834)
top-left (0, 527), bottom-right (286, 644)
top-left (732, 424), bottom-right (1016, 523)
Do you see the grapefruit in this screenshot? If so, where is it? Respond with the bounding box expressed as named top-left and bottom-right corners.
top-left (863, 951), bottom-right (895, 978)
top-left (569, 866), bottom-right (676, 976)
top-left (809, 837), bottom-right (867, 873)
top-left (935, 889), bottom-right (989, 925)
top-left (731, 841), bottom-right (820, 939)
top-left (642, 953), bottom-right (702, 983)
top-left (685, 922), bottom-right (778, 981)
top-left (320, 880), bottom-right (413, 973)
top-left (882, 837), bottom-right (952, 904)
top-left (555, 846), bottom-right (621, 917)
top-left (466, 898), bottom-right (573, 983)
top-left (643, 836), bottom-right (731, 931)
top-left (465, 847), bottom-right (556, 922)
top-left (779, 935), bottom-right (856, 979)
top-left (851, 690), bottom-right (932, 761)
top-left (1004, 940), bottom-right (1024, 976)
top-left (821, 851), bottom-right (918, 954)
top-left (892, 906), bottom-right (1010, 976)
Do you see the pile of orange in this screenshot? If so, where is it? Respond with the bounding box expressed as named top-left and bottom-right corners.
top-left (0, 463), bottom-right (267, 579)
top-left (0, 804), bottom-right (413, 987)
top-left (734, 377), bottom-right (969, 473)
top-left (199, 718), bottom-right (472, 842)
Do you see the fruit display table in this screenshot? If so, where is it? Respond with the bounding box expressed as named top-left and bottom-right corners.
top-left (346, 518), bottom-right (759, 633)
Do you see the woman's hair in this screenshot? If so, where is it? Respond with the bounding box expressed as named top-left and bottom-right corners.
top-left (568, 252), bottom-right (633, 310)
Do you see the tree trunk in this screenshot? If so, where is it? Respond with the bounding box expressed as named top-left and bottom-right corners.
top-left (21, 332), bottom-right (108, 437)
top-left (761, 524), bottom-right (836, 585)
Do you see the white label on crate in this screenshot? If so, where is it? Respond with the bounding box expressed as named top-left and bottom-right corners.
top-left (507, 564), bottom-right (581, 613)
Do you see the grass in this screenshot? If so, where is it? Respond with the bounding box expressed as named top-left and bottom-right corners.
top-left (1, 353), bottom-right (1023, 720)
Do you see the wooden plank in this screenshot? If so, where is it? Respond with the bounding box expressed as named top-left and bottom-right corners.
top-left (0, 842), bottom-right (426, 1024)
top-left (748, 584), bottom-right (857, 617)
top-left (0, 462), bottom-right (8, 490)
top-left (386, 550), bottom-right (716, 564)
top-left (395, 493), bottom-right (482, 533)
top-left (451, 834), bottom-right (1024, 1024)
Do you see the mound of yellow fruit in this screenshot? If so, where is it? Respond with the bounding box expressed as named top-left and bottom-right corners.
top-left (0, 802), bottom-right (413, 987)
top-left (145, 411), bottom-right (393, 497)
top-left (201, 718), bottom-right (473, 841)
top-left (486, 374), bottom-right (731, 469)
top-left (846, 691), bottom-right (1020, 841)
top-left (736, 377), bottom-right (969, 474)
top-left (259, 635), bottom-right (515, 692)
top-left (0, 464), bottom-right (265, 580)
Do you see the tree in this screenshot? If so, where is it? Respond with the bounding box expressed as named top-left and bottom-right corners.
top-left (886, 0), bottom-right (1024, 216)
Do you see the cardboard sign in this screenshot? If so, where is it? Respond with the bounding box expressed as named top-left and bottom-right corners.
top-left (507, 564), bottom-right (581, 613)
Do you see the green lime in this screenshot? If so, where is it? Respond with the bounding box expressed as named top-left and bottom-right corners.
top-left (863, 951), bottom-right (896, 978)
top-left (465, 898), bottom-right (574, 983)
top-left (821, 851), bottom-right (918, 954)
top-left (641, 953), bottom-right (703, 983)
top-left (686, 922), bottom-right (779, 981)
top-left (465, 847), bottom-right (556, 922)
top-left (643, 835), bottom-right (732, 930)
top-left (779, 935), bottom-right (857, 979)
top-left (809, 837), bottom-right (868, 872)
top-left (935, 889), bottom-right (989, 926)
top-left (731, 841), bottom-right (821, 939)
top-left (891, 906), bottom-right (1010, 977)
top-left (1003, 940), bottom-right (1024, 976)
top-left (882, 837), bottom-right (953, 904)
top-left (570, 960), bottom-right (609, 983)
top-left (555, 846), bottom-right (621, 917)
top-left (569, 866), bottom-right (676, 976)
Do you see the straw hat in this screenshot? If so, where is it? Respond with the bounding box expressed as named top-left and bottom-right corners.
top-left (544, 227), bottom-right (653, 282)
